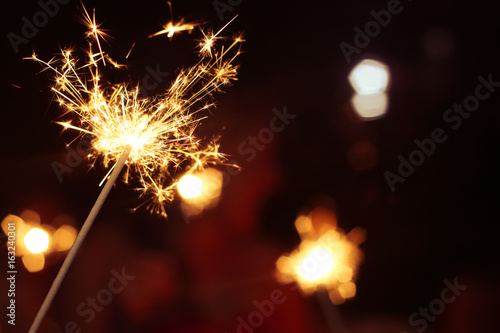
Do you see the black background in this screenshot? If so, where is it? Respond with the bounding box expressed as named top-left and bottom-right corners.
top-left (1, 0), bottom-right (500, 332)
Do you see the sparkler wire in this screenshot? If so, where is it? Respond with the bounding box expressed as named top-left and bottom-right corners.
top-left (28, 144), bottom-right (133, 333)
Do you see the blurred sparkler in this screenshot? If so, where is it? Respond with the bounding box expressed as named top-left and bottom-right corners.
top-left (148, 1), bottom-right (200, 39)
top-left (27, 3), bottom-right (242, 332)
top-left (275, 207), bottom-right (365, 304)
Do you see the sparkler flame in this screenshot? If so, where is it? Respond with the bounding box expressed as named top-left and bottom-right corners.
top-left (28, 5), bottom-right (242, 217)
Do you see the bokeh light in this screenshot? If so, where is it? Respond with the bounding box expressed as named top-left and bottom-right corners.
top-left (347, 141), bottom-right (379, 170)
top-left (348, 59), bottom-right (390, 95)
top-left (177, 174), bottom-right (204, 199)
top-left (24, 228), bottom-right (50, 254)
top-left (54, 225), bottom-right (77, 251)
top-left (350, 92), bottom-right (389, 120)
top-left (22, 253), bottom-right (45, 273)
top-left (297, 245), bottom-right (335, 282)
top-left (348, 59), bottom-right (390, 121)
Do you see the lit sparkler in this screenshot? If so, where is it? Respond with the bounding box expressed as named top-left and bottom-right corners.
top-left (28, 4), bottom-right (242, 332)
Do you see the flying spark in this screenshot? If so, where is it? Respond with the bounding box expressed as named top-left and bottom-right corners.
top-left (148, 1), bottom-right (200, 40)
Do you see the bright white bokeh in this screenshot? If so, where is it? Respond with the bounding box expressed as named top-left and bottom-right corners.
top-left (177, 174), bottom-right (203, 199)
top-left (349, 59), bottom-right (390, 95)
top-left (351, 92), bottom-right (389, 120)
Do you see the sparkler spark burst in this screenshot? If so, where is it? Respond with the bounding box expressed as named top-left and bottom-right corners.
top-left (275, 208), bottom-right (365, 304)
top-left (28, 6), bottom-right (242, 217)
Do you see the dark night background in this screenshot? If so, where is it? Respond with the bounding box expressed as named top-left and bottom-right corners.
top-left (1, 0), bottom-right (500, 332)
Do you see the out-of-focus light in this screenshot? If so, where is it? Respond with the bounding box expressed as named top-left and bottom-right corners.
top-left (3, 211), bottom-right (76, 273)
top-left (54, 225), bottom-right (77, 251)
top-left (295, 215), bottom-right (313, 235)
top-left (1, 214), bottom-right (22, 233)
top-left (298, 246), bottom-right (335, 282)
top-left (347, 141), bottom-right (379, 170)
top-left (337, 281), bottom-right (356, 299)
top-left (24, 228), bottom-right (49, 254)
top-left (177, 174), bottom-right (203, 199)
top-left (351, 92), bottom-right (388, 120)
top-left (349, 59), bottom-right (390, 95)
top-left (22, 253), bottom-right (45, 272)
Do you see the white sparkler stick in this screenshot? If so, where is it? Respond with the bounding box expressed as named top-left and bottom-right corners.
top-left (29, 144), bottom-right (132, 333)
